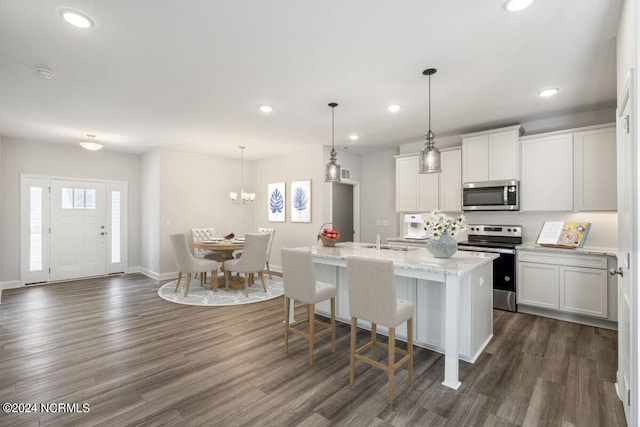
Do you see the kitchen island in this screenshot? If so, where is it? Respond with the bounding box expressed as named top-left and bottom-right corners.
top-left (300, 242), bottom-right (498, 390)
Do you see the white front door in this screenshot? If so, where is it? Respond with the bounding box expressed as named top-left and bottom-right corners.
top-left (616, 72), bottom-right (635, 425)
top-left (49, 180), bottom-right (107, 281)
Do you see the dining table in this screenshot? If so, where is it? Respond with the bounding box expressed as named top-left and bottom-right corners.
top-left (192, 239), bottom-right (246, 290)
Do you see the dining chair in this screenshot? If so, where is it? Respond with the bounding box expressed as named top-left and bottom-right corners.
top-left (258, 227), bottom-right (276, 278)
top-left (346, 256), bottom-right (414, 405)
top-left (223, 232), bottom-right (270, 296)
top-left (281, 248), bottom-right (336, 366)
top-left (191, 227), bottom-right (223, 260)
top-left (169, 233), bottom-right (220, 296)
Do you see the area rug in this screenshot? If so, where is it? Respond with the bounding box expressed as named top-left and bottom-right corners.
top-left (158, 276), bottom-right (284, 307)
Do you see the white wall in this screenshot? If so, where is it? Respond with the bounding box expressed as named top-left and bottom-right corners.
top-left (360, 149), bottom-right (398, 243)
top-left (141, 149), bottom-right (161, 275)
top-left (0, 137), bottom-right (142, 281)
top-left (140, 148), bottom-right (255, 276)
top-left (252, 145), bottom-right (324, 270)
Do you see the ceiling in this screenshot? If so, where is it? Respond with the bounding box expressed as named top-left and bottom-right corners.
top-left (0, 1), bottom-right (623, 160)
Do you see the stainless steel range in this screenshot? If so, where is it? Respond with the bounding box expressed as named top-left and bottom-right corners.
top-left (457, 224), bottom-right (522, 312)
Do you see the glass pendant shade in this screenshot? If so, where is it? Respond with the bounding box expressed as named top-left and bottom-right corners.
top-left (325, 102), bottom-right (342, 182)
top-left (419, 130), bottom-right (442, 173)
top-left (325, 154), bottom-right (341, 182)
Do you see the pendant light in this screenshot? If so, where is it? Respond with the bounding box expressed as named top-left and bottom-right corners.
top-left (79, 134), bottom-right (103, 151)
top-left (324, 102), bottom-right (341, 182)
top-left (230, 146), bottom-right (255, 204)
top-left (419, 68), bottom-right (442, 174)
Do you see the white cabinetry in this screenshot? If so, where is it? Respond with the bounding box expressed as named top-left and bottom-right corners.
top-left (461, 125), bottom-right (521, 183)
top-left (574, 126), bottom-right (617, 210)
top-left (439, 149), bottom-right (462, 212)
top-left (521, 133), bottom-right (574, 211)
top-left (396, 149), bottom-right (461, 212)
top-left (517, 250), bottom-right (613, 321)
top-left (520, 124), bottom-right (616, 211)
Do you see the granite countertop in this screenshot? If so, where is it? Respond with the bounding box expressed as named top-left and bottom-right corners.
top-left (308, 242), bottom-right (498, 277)
top-left (517, 243), bottom-right (617, 257)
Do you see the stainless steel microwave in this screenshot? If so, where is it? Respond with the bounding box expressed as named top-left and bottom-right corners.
top-left (462, 180), bottom-right (519, 211)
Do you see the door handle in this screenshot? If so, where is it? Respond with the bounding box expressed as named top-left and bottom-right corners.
top-left (609, 267), bottom-right (623, 277)
top-left (100, 232), bottom-right (108, 236)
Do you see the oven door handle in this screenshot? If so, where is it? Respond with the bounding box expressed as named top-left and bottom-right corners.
top-left (458, 245), bottom-right (516, 255)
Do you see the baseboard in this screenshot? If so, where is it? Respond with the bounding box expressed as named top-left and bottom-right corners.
top-left (139, 267), bottom-right (177, 282)
top-left (518, 305), bottom-right (618, 330)
top-left (127, 266), bottom-right (141, 274)
top-left (0, 280), bottom-right (22, 290)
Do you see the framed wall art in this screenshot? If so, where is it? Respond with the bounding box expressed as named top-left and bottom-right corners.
top-left (290, 180), bottom-right (311, 223)
top-left (267, 182), bottom-right (285, 222)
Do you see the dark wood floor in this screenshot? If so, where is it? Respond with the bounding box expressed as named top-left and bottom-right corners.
top-left (0, 274), bottom-right (626, 426)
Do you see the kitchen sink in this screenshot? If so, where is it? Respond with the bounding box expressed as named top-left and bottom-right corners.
top-left (361, 244), bottom-right (414, 251)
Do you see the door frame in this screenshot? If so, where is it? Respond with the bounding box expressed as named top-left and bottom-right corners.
top-left (20, 174), bottom-right (128, 285)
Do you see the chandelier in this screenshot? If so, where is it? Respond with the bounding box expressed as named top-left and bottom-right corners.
top-left (230, 146), bottom-right (255, 204)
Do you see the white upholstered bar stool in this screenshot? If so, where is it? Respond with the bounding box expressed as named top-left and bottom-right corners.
top-left (281, 248), bottom-right (336, 366)
top-left (346, 256), bottom-right (414, 405)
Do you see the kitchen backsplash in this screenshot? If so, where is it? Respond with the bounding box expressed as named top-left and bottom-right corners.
top-left (461, 211), bottom-right (618, 248)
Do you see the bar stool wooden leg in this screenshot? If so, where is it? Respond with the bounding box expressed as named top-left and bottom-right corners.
top-left (388, 327), bottom-right (396, 405)
top-left (408, 318), bottom-right (413, 385)
top-left (350, 316), bottom-right (357, 385)
top-left (330, 297), bottom-right (336, 352)
top-left (284, 297), bottom-right (290, 353)
top-left (371, 323), bottom-right (377, 362)
top-left (308, 303), bottom-right (315, 366)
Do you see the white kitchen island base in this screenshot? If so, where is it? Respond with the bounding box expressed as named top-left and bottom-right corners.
top-left (297, 243), bottom-right (497, 390)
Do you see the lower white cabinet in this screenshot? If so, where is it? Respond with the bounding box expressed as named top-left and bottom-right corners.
top-left (517, 250), bottom-right (611, 320)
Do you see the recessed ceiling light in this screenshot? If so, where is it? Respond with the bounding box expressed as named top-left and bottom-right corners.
top-left (387, 105), bottom-right (400, 113)
top-left (504, 0), bottom-right (534, 12)
top-left (59, 9), bottom-right (95, 29)
top-left (259, 105), bottom-right (273, 113)
top-left (349, 134), bottom-right (359, 141)
top-left (538, 88), bottom-right (559, 97)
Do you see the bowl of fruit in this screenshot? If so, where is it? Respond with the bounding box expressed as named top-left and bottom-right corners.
top-left (318, 223), bottom-right (340, 247)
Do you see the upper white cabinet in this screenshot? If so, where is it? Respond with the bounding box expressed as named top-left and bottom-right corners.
top-left (439, 149), bottom-right (462, 212)
top-left (574, 126), bottom-right (617, 211)
top-left (395, 155), bottom-right (439, 212)
top-left (520, 124), bottom-right (616, 211)
top-left (521, 133), bottom-right (574, 211)
top-left (395, 148), bottom-right (461, 212)
top-left (461, 125), bottom-right (522, 183)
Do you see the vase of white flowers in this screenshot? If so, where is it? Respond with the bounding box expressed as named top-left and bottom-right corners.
top-left (423, 210), bottom-right (466, 258)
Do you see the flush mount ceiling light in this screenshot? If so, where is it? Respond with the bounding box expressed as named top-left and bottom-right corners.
top-left (79, 134), bottom-right (103, 151)
top-left (419, 68), bottom-right (442, 174)
top-left (230, 146), bottom-right (255, 204)
top-left (387, 105), bottom-right (401, 113)
top-left (325, 102), bottom-right (341, 182)
top-left (36, 67), bottom-right (54, 80)
top-left (504, 0), bottom-right (534, 12)
top-left (349, 134), bottom-right (359, 141)
top-left (259, 105), bottom-right (273, 113)
top-left (59, 8), bottom-right (95, 28)
top-left (538, 87), bottom-right (560, 97)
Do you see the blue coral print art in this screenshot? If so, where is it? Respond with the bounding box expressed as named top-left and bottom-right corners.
top-left (290, 180), bottom-right (311, 222)
top-left (267, 183), bottom-right (285, 222)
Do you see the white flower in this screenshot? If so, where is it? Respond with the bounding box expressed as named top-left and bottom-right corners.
top-left (423, 210), bottom-right (466, 240)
